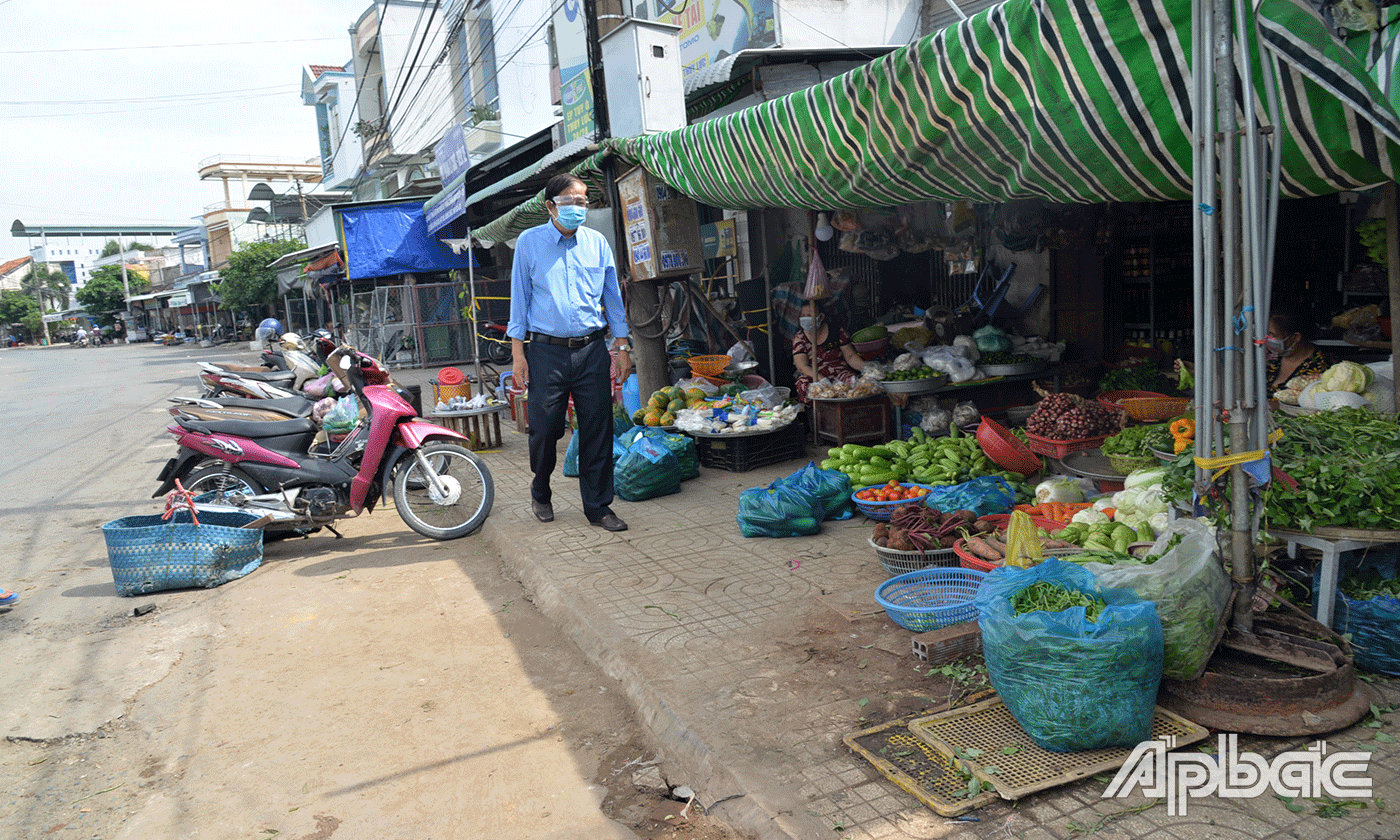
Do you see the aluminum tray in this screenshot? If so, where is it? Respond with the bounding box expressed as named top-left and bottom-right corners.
top-left (881, 375), bottom-right (948, 394)
top-left (1054, 449), bottom-right (1121, 482)
top-left (979, 360), bottom-right (1048, 377)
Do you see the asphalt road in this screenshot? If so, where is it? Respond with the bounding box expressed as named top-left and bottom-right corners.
top-left (0, 342), bottom-right (653, 840)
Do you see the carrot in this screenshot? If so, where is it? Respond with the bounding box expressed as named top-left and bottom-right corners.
top-left (1102, 507), bottom-right (1116, 519)
top-left (963, 536), bottom-right (1004, 563)
top-left (1015, 504), bottom-right (1042, 516)
top-left (1046, 502), bottom-right (1066, 522)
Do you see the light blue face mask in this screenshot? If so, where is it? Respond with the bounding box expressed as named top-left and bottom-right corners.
top-left (556, 205), bottom-right (587, 229)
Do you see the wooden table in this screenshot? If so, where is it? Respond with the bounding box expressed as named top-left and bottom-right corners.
top-left (809, 395), bottom-right (892, 446)
top-left (429, 406), bottom-right (508, 451)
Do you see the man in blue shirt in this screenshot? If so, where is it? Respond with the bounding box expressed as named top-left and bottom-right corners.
top-left (508, 174), bottom-right (632, 531)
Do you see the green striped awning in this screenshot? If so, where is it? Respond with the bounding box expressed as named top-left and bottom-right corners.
top-left (471, 151), bottom-right (613, 246)
top-left (600, 0), bottom-right (1400, 210)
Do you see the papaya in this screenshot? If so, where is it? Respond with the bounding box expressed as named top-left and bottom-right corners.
top-left (632, 408), bottom-right (646, 425)
top-left (660, 412), bottom-right (675, 425)
top-left (644, 410), bottom-right (663, 426)
top-left (667, 398), bottom-right (686, 414)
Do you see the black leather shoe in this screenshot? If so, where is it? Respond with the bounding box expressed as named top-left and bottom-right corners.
top-left (531, 499), bottom-right (554, 522)
top-left (589, 513), bottom-right (628, 532)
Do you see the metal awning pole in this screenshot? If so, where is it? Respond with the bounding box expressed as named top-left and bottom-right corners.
top-left (467, 230), bottom-right (483, 397)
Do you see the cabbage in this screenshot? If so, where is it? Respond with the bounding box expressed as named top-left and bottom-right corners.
top-left (1071, 508), bottom-right (1110, 525)
top-left (1035, 477), bottom-right (1085, 504)
top-left (1113, 485), bottom-right (1169, 517)
top-left (1123, 467), bottom-right (1166, 490)
top-left (1149, 512), bottom-right (1170, 537)
top-left (1320, 361), bottom-right (1373, 394)
top-left (1092, 496), bottom-right (1116, 512)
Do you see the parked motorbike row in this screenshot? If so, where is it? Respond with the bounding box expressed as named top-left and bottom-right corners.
top-left (154, 330), bottom-right (495, 541)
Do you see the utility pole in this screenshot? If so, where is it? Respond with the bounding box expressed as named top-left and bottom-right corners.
top-left (38, 229), bottom-right (52, 346)
top-left (118, 233), bottom-right (132, 329)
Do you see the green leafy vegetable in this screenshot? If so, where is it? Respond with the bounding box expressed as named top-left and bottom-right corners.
top-left (1011, 581), bottom-right (1108, 622)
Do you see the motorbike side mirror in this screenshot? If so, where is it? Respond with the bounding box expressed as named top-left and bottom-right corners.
top-left (339, 355), bottom-right (353, 370)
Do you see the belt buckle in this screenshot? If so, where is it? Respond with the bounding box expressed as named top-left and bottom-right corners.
top-left (567, 335), bottom-right (588, 348)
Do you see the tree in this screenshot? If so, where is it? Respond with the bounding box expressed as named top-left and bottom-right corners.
top-left (21, 264), bottom-right (71, 311)
top-left (0, 290), bottom-right (38, 325)
top-left (99, 239), bottom-right (155, 258)
top-left (217, 239), bottom-right (305, 313)
top-left (76, 265), bottom-right (150, 326)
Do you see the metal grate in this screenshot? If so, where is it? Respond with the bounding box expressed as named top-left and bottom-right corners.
top-left (907, 696), bottom-right (1209, 800)
top-left (845, 720), bottom-right (1000, 817)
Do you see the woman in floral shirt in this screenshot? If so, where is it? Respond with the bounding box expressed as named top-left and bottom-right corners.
top-left (792, 298), bottom-right (865, 402)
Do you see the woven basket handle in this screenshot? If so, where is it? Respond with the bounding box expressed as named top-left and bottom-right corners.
top-left (163, 479), bottom-right (200, 526)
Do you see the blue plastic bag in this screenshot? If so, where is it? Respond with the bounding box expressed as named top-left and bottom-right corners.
top-left (737, 481), bottom-right (823, 538)
top-left (975, 558), bottom-right (1163, 752)
top-left (928, 475), bottom-right (1014, 517)
top-left (614, 435), bottom-right (682, 502)
top-left (781, 461), bottom-right (855, 521)
top-left (1322, 553), bottom-right (1400, 676)
top-left (565, 432), bottom-right (627, 478)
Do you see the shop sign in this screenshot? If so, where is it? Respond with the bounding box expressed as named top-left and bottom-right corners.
top-left (640, 0), bottom-right (778, 81)
top-left (168, 292), bottom-right (191, 308)
top-left (700, 219), bottom-right (736, 259)
top-left (554, 0), bottom-right (596, 143)
top-left (434, 124), bottom-right (470, 188)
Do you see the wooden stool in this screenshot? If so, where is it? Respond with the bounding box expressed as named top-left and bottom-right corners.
top-left (430, 407), bottom-right (506, 451)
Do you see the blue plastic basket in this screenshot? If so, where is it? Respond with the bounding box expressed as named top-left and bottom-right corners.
top-left (875, 567), bottom-right (988, 632)
top-left (851, 483), bottom-right (936, 521)
top-left (101, 509), bottom-right (264, 597)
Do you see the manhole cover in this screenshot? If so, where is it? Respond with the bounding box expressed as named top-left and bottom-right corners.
top-left (907, 695), bottom-right (1209, 800)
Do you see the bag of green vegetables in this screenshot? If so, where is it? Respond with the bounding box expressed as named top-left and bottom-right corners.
top-left (975, 559), bottom-right (1163, 752)
top-left (1081, 518), bottom-right (1230, 681)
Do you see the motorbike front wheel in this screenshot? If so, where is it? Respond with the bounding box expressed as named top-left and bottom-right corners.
top-left (393, 441), bottom-right (494, 539)
top-left (485, 337), bottom-right (513, 365)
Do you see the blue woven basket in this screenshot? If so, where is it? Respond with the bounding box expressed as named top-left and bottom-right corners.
top-left (851, 483), bottom-right (936, 521)
top-left (875, 568), bottom-right (988, 632)
top-left (101, 510), bottom-right (264, 597)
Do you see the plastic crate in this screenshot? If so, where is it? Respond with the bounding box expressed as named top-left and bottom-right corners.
top-left (1024, 431), bottom-right (1110, 459)
top-left (693, 423), bottom-right (804, 472)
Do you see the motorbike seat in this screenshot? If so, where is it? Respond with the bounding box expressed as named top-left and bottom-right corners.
top-left (204, 395), bottom-right (315, 418)
top-left (177, 415), bottom-right (318, 438)
top-left (229, 370), bottom-right (297, 386)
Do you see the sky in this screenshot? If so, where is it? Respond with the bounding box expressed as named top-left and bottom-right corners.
top-left (0, 1), bottom-right (370, 252)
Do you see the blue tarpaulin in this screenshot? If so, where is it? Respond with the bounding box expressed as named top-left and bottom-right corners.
top-left (339, 201), bottom-right (476, 280)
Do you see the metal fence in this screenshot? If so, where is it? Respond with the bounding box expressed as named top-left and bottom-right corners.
top-left (336, 279), bottom-right (489, 369)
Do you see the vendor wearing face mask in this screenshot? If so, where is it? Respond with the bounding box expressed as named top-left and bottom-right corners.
top-left (792, 298), bottom-right (865, 402)
top-left (1265, 306), bottom-right (1329, 389)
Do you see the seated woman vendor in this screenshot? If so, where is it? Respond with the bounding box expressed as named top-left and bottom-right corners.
top-left (1266, 306), bottom-right (1330, 389)
top-left (792, 298), bottom-right (865, 402)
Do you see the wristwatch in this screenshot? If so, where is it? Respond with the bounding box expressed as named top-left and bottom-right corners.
top-left (613, 339), bottom-right (631, 352)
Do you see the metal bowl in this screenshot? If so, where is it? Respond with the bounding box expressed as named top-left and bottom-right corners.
top-left (723, 360), bottom-right (759, 375)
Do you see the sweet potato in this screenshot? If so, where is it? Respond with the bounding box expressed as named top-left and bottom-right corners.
top-left (963, 536), bottom-right (1004, 563)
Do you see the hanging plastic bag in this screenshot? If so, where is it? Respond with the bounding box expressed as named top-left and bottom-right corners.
top-left (614, 435), bottom-right (682, 502)
top-left (975, 559), bottom-right (1164, 752)
top-left (1081, 518), bottom-right (1230, 681)
top-left (303, 372), bottom-right (339, 399)
top-left (780, 461), bottom-right (855, 521)
top-left (927, 476), bottom-right (1015, 517)
top-left (737, 481), bottom-right (823, 538)
top-left (803, 246), bottom-right (828, 300)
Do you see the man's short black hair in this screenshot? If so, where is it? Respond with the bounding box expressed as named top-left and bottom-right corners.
top-left (544, 173), bottom-right (586, 202)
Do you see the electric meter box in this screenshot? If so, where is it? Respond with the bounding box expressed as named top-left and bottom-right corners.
top-left (617, 166), bottom-right (704, 282)
top-left (599, 19), bottom-right (685, 138)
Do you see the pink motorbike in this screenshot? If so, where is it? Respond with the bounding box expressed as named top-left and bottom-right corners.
top-left (154, 345), bottom-right (493, 540)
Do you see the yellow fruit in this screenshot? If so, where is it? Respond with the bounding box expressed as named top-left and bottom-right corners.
top-left (660, 412), bottom-right (675, 425)
top-left (644, 411), bottom-right (662, 426)
top-left (686, 398), bottom-right (702, 409)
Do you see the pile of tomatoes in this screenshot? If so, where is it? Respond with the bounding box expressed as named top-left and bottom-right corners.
top-left (855, 480), bottom-right (930, 503)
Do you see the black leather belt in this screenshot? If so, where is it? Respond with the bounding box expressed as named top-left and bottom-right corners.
top-left (530, 327), bottom-right (606, 348)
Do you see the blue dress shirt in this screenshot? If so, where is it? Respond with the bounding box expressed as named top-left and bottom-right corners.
top-left (507, 220), bottom-right (628, 342)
